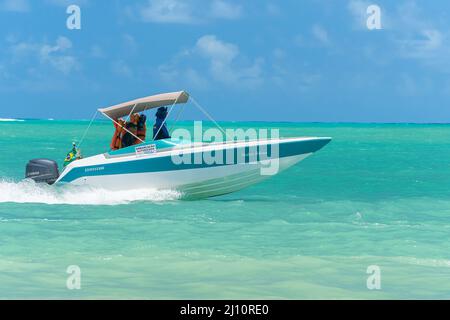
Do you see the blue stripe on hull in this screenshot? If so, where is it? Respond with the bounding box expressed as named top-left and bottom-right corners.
top-left (58, 138), bottom-right (331, 183)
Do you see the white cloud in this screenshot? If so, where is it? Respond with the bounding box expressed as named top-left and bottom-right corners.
top-left (272, 48), bottom-right (286, 59)
top-left (177, 67), bottom-right (209, 89)
top-left (40, 37), bottom-right (77, 74)
top-left (0, 0), bottom-right (30, 12)
top-left (122, 34), bottom-right (138, 54)
top-left (41, 36), bottom-right (72, 55)
top-left (138, 0), bottom-right (194, 24)
top-left (395, 28), bottom-right (450, 73)
top-left (112, 60), bottom-right (133, 78)
top-left (266, 3), bottom-right (281, 16)
top-left (195, 35), bottom-right (263, 87)
top-left (269, 58), bottom-right (321, 93)
top-left (346, 1), bottom-right (450, 73)
top-left (395, 1), bottom-right (425, 31)
top-left (0, 36), bottom-right (80, 93)
top-left (196, 35), bottom-right (239, 64)
top-left (210, 0), bottom-right (242, 20)
top-left (347, 0), bottom-right (371, 29)
top-left (293, 25), bottom-right (331, 48)
top-left (45, 55), bottom-right (77, 74)
top-left (133, 0), bottom-right (243, 24)
top-left (387, 2), bottom-right (450, 72)
top-left (9, 36), bottom-right (78, 74)
top-left (90, 45), bottom-right (105, 58)
top-left (399, 29), bottom-right (444, 59)
top-left (159, 35), bottom-right (263, 89)
top-left (45, 0), bottom-right (88, 6)
top-left (311, 24), bottom-right (330, 46)
top-left (0, 64), bottom-right (10, 80)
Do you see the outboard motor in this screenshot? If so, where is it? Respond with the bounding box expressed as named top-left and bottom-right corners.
top-left (25, 159), bottom-right (60, 185)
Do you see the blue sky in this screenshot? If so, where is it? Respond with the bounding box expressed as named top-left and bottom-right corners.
top-left (0, 0), bottom-right (449, 122)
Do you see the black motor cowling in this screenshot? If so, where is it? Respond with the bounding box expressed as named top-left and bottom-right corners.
top-left (25, 159), bottom-right (60, 185)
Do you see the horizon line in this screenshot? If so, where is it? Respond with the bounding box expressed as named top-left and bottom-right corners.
top-left (3, 117), bottom-right (450, 125)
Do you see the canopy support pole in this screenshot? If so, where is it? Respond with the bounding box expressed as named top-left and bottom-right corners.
top-left (169, 103), bottom-right (185, 132)
top-left (78, 110), bottom-right (98, 148)
top-left (190, 96), bottom-right (233, 141)
top-left (125, 103), bottom-right (138, 123)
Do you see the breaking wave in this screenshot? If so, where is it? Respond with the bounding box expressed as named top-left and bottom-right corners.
top-left (0, 179), bottom-right (181, 205)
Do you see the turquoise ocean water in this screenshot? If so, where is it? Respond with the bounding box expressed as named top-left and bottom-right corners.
top-left (1, 119), bottom-right (450, 299)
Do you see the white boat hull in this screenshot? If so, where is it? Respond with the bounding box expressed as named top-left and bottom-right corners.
top-left (56, 137), bottom-right (330, 199)
top-left (66, 153), bottom-right (310, 199)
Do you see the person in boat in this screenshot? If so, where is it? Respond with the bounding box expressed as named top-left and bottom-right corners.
top-left (111, 113), bottom-right (147, 150)
top-left (121, 113), bottom-right (140, 148)
top-left (110, 119), bottom-right (126, 150)
top-left (153, 107), bottom-right (171, 141)
top-left (135, 113), bottom-right (147, 144)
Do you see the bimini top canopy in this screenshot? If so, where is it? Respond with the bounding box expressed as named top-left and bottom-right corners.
top-left (98, 91), bottom-right (190, 119)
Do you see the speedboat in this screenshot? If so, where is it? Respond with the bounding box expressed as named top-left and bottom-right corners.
top-left (25, 91), bottom-right (331, 199)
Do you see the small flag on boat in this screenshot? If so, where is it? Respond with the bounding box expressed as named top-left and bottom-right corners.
top-left (64, 142), bottom-right (81, 167)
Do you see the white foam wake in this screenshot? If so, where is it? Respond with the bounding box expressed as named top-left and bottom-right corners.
top-left (0, 179), bottom-right (181, 205)
top-left (0, 118), bottom-right (25, 122)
